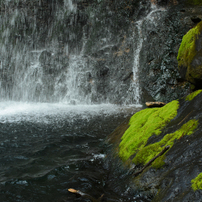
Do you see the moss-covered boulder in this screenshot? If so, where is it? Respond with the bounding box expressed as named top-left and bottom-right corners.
top-left (177, 21), bottom-right (202, 89)
top-left (119, 100), bottom-right (179, 162)
top-left (110, 90), bottom-right (202, 201)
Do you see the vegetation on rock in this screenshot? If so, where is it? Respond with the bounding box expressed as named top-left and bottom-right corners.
top-left (133, 119), bottom-right (198, 168)
top-left (177, 21), bottom-right (202, 84)
top-left (192, 173), bottom-right (202, 191)
top-left (185, 89), bottom-right (202, 101)
top-left (186, 0), bottom-right (202, 6)
top-left (177, 21), bottom-right (202, 68)
top-left (119, 100), bottom-right (179, 161)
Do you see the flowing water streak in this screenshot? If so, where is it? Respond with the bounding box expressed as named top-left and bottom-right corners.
top-left (132, 4), bottom-right (166, 104)
top-left (64, 55), bottom-right (91, 104)
top-left (64, 0), bottom-right (77, 12)
top-left (14, 50), bottom-right (45, 101)
top-left (0, 0), bottom-right (77, 102)
top-left (132, 20), bottom-right (143, 104)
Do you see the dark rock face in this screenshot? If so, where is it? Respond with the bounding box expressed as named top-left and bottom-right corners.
top-left (139, 2), bottom-right (202, 103)
top-left (0, 0), bottom-right (201, 104)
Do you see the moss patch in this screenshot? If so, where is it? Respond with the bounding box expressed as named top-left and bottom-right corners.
top-left (119, 100), bottom-right (179, 162)
top-left (177, 21), bottom-right (202, 83)
top-left (192, 173), bottom-right (202, 191)
top-left (186, 0), bottom-right (202, 6)
top-left (185, 90), bottom-right (202, 101)
top-left (133, 119), bottom-right (198, 168)
top-left (177, 21), bottom-right (202, 68)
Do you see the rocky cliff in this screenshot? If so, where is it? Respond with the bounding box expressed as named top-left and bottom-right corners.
top-left (108, 14), bottom-right (202, 201)
top-left (0, 0), bottom-right (201, 104)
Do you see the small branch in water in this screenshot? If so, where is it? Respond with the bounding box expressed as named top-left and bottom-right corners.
top-left (68, 188), bottom-right (104, 202)
top-left (133, 145), bottom-right (170, 177)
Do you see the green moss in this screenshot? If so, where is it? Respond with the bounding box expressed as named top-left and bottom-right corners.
top-left (119, 100), bottom-right (179, 162)
top-left (177, 21), bottom-right (202, 68)
top-left (192, 173), bottom-right (202, 191)
top-left (191, 84), bottom-right (195, 90)
top-left (186, 0), bottom-right (202, 6)
top-left (185, 90), bottom-right (202, 101)
top-left (177, 21), bottom-right (202, 83)
top-left (133, 119), bottom-right (198, 168)
top-left (189, 64), bottom-right (202, 83)
top-left (177, 21), bottom-right (202, 84)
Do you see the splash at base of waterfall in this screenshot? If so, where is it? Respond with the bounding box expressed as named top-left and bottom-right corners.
top-left (0, 101), bottom-right (142, 120)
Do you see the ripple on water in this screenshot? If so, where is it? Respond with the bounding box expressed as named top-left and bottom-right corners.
top-left (0, 102), bottom-right (147, 201)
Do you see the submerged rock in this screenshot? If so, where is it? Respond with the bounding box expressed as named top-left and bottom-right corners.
top-left (109, 90), bottom-right (202, 201)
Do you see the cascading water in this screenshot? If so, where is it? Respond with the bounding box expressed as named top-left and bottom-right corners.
top-left (130, 20), bottom-right (143, 105)
top-left (130, 3), bottom-right (166, 104)
top-left (0, 0), bottom-right (145, 105)
top-left (0, 0), bottom-right (78, 102)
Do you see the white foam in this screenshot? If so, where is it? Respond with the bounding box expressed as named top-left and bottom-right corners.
top-left (90, 153), bottom-right (106, 162)
top-left (0, 102), bottom-right (142, 123)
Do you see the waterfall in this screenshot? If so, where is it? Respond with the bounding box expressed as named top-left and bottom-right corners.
top-left (0, 0), bottom-right (96, 104)
top-left (0, 0), bottom-right (78, 103)
top-left (0, 0), bottom-right (165, 105)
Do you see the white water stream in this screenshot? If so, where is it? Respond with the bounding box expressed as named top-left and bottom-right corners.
top-left (131, 4), bottom-right (166, 104)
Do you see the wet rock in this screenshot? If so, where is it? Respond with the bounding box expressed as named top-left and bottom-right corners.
top-left (191, 16), bottom-right (201, 23)
top-left (111, 90), bottom-right (202, 201)
top-left (138, 1), bottom-right (202, 102)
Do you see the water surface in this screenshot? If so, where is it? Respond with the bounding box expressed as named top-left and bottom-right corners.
top-left (0, 102), bottom-right (150, 202)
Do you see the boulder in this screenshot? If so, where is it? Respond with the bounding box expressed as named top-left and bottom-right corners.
top-left (109, 90), bottom-right (202, 202)
top-left (109, 90), bottom-right (202, 201)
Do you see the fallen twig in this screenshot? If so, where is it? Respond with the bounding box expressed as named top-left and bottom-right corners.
top-left (133, 145), bottom-right (170, 177)
top-left (178, 110), bottom-right (193, 125)
top-left (68, 188), bottom-right (104, 202)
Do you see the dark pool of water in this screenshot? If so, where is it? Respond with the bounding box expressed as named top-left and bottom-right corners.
top-left (0, 103), bottom-right (150, 202)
